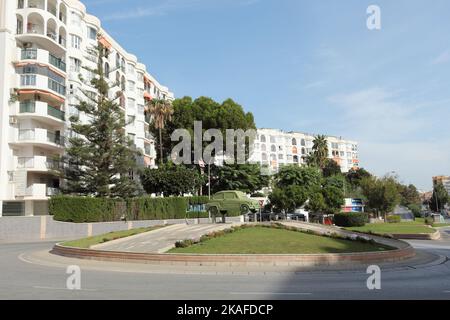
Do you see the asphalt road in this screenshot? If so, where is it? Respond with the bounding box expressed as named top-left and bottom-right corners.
top-left (1, 228), bottom-right (450, 300)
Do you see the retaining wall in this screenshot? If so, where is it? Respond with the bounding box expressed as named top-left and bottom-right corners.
top-left (0, 215), bottom-right (244, 242)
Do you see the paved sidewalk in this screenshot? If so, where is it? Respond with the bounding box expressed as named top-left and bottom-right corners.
top-left (93, 223), bottom-right (238, 253)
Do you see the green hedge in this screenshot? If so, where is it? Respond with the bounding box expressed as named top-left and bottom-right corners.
top-left (50, 196), bottom-right (211, 223)
top-left (386, 215), bottom-right (401, 224)
top-left (334, 213), bottom-right (369, 227)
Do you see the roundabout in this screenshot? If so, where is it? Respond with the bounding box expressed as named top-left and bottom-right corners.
top-left (50, 222), bottom-right (415, 270)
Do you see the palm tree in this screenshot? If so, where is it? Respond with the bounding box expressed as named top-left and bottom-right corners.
top-left (146, 99), bottom-right (174, 164)
top-left (309, 135), bottom-right (329, 169)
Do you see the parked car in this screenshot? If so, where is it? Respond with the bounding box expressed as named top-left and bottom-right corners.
top-left (248, 211), bottom-right (280, 222)
top-left (206, 191), bottom-right (260, 219)
top-left (286, 213), bottom-right (307, 222)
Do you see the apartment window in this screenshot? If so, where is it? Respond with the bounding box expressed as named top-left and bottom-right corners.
top-left (104, 62), bottom-right (110, 78)
top-left (127, 64), bottom-right (135, 75)
top-left (127, 98), bottom-right (135, 109)
top-left (18, 0), bottom-right (24, 9)
top-left (70, 35), bottom-right (81, 49)
top-left (270, 136), bottom-right (276, 143)
top-left (260, 135), bottom-right (266, 143)
top-left (20, 74), bottom-right (36, 85)
top-left (340, 151), bottom-right (345, 157)
top-left (278, 154), bottom-right (284, 160)
top-left (70, 57), bottom-right (81, 72)
top-left (8, 171), bottom-right (14, 182)
top-left (128, 81), bottom-right (135, 92)
top-left (331, 143), bottom-right (339, 149)
top-left (138, 104), bottom-right (145, 115)
top-left (137, 73), bottom-right (144, 82)
top-left (138, 88), bottom-right (144, 97)
top-left (70, 12), bottom-right (82, 28)
top-left (87, 27), bottom-right (97, 40)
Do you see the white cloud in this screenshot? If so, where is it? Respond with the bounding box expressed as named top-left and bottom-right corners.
top-left (328, 87), bottom-right (450, 190)
top-left (432, 50), bottom-right (450, 65)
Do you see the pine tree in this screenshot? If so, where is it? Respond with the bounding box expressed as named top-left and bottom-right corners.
top-left (59, 38), bottom-right (141, 198)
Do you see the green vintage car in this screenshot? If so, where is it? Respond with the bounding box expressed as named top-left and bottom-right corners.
top-left (206, 191), bottom-right (260, 217)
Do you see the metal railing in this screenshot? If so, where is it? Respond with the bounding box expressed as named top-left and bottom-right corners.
top-left (47, 131), bottom-right (65, 146)
top-left (48, 78), bottom-right (66, 96)
top-left (21, 48), bottom-right (37, 60)
top-left (49, 54), bottom-right (66, 72)
top-left (47, 105), bottom-right (65, 121)
top-left (19, 101), bottom-right (36, 113)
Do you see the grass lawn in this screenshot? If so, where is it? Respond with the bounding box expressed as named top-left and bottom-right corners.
top-left (415, 218), bottom-right (450, 228)
top-left (62, 226), bottom-right (164, 249)
top-left (168, 227), bottom-right (392, 254)
top-left (347, 222), bottom-right (436, 235)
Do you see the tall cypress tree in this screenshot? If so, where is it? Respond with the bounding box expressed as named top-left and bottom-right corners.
top-left (60, 39), bottom-right (141, 198)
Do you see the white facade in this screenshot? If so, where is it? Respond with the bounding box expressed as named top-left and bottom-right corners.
top-left (250, 128), bottom-right (360, 174)
top-left (0, 0), bottom-right (174, 216)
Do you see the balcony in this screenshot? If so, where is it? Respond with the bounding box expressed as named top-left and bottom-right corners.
top-left (17, 156), bottom-right (60, 172)
top-left (18, 101), bottom-right (65, 124)
top-left (145, 131), bottom-right (153, 141)
top-left (20, 48), bottom-right (66, 73)
top-left (16, 128), bottom-right (65, 149)
top-left (49, 54), bottom-right (66, 72)
top-left (18, 74), bottom-right (66, 98)
top-left (24, 184), bottom-right (60, 199)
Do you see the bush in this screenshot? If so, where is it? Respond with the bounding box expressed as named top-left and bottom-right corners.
top-left (51, 196), bottom-right (204, 223)
top-left (334, 213), bottom-right (369, 227)
top-left (386, 215), bottom-right (401, 224)
top-left (424, 217), bottom-right (434, 225)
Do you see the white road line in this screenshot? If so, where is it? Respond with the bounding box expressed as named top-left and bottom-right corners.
top-left (230, 292), bottom-right (312, 296)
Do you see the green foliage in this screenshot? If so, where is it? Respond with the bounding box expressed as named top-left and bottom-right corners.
top-left (268, 185), bottom-right (308, 213)
top-left (146, 99), bottom-right (174, 164)
top-left (430, 182), bottom-right (449, 212)
top-left (345, 168), bottom-right (372, 188)
top-left (399, 184), bottom-right (421, 207)
top-left (334, 213), bottom-right (369, 227)
top-left (306, 192), bottom-right (326, 213)
top-left (322, 159), bottom-right (342, 178)
top-left (386, 215), bottom-right (401, 224)
top-left (407, 204), bottom-right (422, 218)
top-left (321, 185), bottom-right (345, 214)
top-left (59, 44), bottom-right (140, 198)
top-left (152, 96), bottom-right (256, 163)
top-left (306, 135), bottom-right (329, 169)
top-left (211, 164), bottom-right (269, 194)
top-left (140, 163), bottom-right (205, 196)
top-left (50, 196), bottom-right (211, 223)
top-left (360, 176), bottom-right (401, 218)
top-left (274, 165), bottom-right (321, 190)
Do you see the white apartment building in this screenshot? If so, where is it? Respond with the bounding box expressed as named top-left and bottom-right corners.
top-left (250, 128), bottom-right (360, 174)
top-left (0, 0), bottom-right (174, 216)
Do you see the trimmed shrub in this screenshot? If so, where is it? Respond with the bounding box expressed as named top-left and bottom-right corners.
top-left (386, 215), bottom-right (401, 224)
top-left (51, 196), bottom-right (202, 223)
top-left (424, 217), bottom-right (434, 225)
top-left (334, 213), bottom-right (369, 227)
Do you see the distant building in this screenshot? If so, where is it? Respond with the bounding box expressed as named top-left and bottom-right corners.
top-left (433, 176), bottom-right (450, 195)
top-left (342, 198), bottom-right (365, 213)
top-left (249, 128), bottom-right (360, 174)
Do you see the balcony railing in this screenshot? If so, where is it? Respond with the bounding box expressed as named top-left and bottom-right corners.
top-left (48, 78), bottom-right (66, 96)
top-left (47, 105), bottom-right (65, 121)
top-left (17, 157), bottom-right (34, 169)
top-left (21, 48), bottom-right (37, 60)
top-left (49, 54), bottom-right (66, 72)
top-left (19, 101), bottom-right (36, 113)
top-left (47, 131), bottom-right (65, 146)
top-left (20, 74), bottom-right (36, 86)
top-left (47, 187), bottom-right (60, 196)
top-left (145, 132), bottom-right (152, 140)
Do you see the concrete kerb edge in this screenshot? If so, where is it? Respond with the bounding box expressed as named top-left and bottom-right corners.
top-left (51, 223), bottom-right (417, 267)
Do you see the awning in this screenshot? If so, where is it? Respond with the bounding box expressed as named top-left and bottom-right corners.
top-left (98, 36), bottom-right (112, 50)
top-left (17, 89), bottom-right (65, 103)
top-left (144, 91), bottom-right (152, 100)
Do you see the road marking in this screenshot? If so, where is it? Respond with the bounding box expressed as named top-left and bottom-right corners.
top-left (230, 292), bottom-right (312, 296)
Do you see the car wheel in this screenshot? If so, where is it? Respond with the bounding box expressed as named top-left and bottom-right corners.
top-left (240, 205), bottom-right (250, 215)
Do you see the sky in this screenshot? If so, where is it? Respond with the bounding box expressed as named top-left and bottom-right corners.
top-left (82, 0), bottom-right (450, 191)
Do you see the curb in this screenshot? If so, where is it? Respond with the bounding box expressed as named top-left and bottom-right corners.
top-left (51, 223), bottom-right (416, 268)
top-left (393, 230), bottom-right (441, 240)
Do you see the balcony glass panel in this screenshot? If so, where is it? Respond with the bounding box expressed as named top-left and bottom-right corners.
top-left (19, 101), bottom-right (36, 113)
top-left (49, 54), bottom-right (66, 72)
top-left (47, 105), bottom-right (65, 121)
top-left (21, 49), bottom-right (37, 60)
